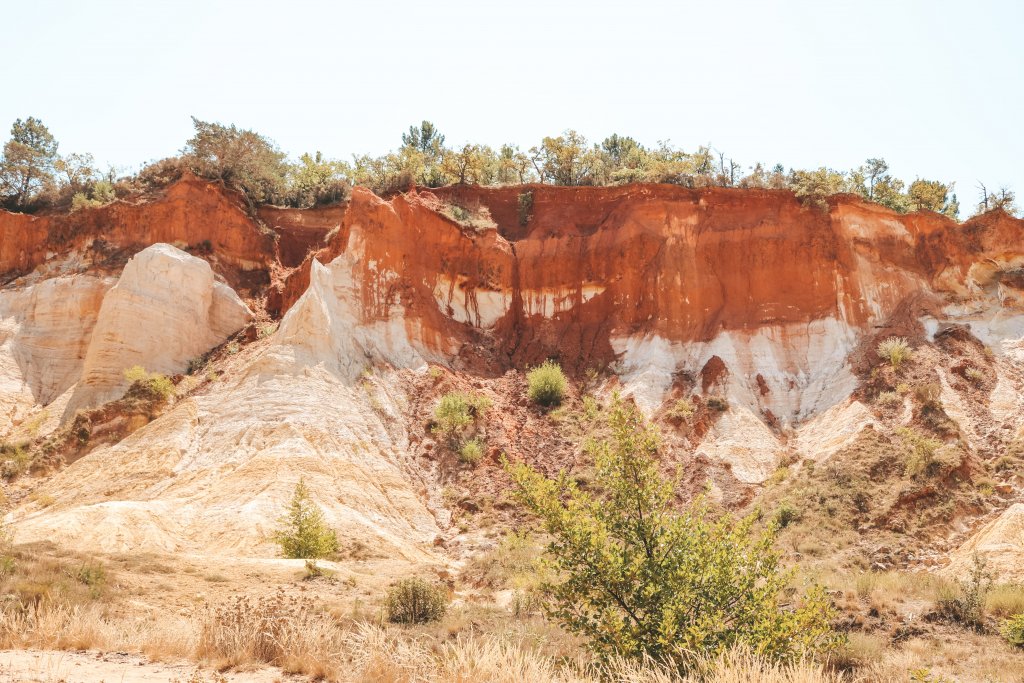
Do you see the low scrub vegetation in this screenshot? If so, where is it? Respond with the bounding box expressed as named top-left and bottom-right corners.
top-left (986, 582), bottom-right (1024, 618)
top-left (898, 427), bottom-right (960, 479)
top-left (458, 437), bottom-right (485, 465)
top-left (666, 397), bottom-right (695, 421)
top-left (1003, 613), bottom-right (1024, 648)
top-left (705, 395), bottom-right (730, 412)
top-left (527, 360), bottom-right (567, 407)
top-left (441, 200), bottom-right (497, 231)
top-left (877, 337), bottom-right (912, 369)
top-left (123, 365), bottom-right (175, 401)
top-left (385, 577), bottom-right (449, 624)
top-left (433, 391), bottom-right (491, 461)
top-left (875, 390), bottom-right (901, 408)
top-left (936, 555), bottom-right (993, 631)
top-left (0, 440), bottom-right (31, 479)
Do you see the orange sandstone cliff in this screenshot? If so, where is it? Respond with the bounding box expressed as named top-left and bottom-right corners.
top-left (5, 179), bottom-right (1024, 418)
top-left (3, 176), bottom-right (1024, 565)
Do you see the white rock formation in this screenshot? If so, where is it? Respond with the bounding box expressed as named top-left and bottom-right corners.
top-left (793, 400), bottom-right (878, 463)
top-left (64, 244), bottom-right (252, 416)
top-left (11, 366), bottom-right (441, 559)
top-left (270, 248), bottom-right (429, 382)
top-left (694, 405), bottom-right (784, 484)
top-left (0, 275), bottom-right (112, 435)
top-left (611, 317), bottom-right (859, 424)
top-left (11, 248), bottom-right (441, 560)
top-left (946, 504), bottom-right (1024, 582)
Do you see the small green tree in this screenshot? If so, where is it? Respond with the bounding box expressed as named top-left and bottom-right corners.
top-left (273, 479), bottom-right (338, 560)
top-left (286, 151), bottom-right (351, 207)
top-left (788, 167), bottom-right (848, 210)
top-left (505, 398), bottom-right (838, 671)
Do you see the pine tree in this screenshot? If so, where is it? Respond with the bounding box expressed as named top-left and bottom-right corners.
top-left (272, 479), bottom-right (338, 560)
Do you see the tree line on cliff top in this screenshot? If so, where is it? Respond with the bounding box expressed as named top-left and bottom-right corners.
top-left (1, 116), bottom-right (1017, 221)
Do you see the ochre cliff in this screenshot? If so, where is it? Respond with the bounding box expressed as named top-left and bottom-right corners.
top-left (0, 174), bottom-right (274, 291)
top-left (272, 183), bottom-right (1024, 420)
top-left (4, 177), bottom-right (1024, 560)
top-left (6, 178), bottom-right (1024, 422)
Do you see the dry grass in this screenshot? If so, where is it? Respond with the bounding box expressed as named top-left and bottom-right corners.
top-left (195, 590), bottom-right (342, 677)
top-left (0, 542), bottom-right (1020, 682)
top-left (987, 583), bottom-right (1024, 619)
top-left (0, 591), bottom-right (843, 683)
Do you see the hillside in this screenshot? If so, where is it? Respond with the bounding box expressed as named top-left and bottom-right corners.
top-left (2, 177), bottom-right (1024, 680)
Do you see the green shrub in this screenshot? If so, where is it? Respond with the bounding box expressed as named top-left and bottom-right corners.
top-left (123, 365), bottom-right (174, 401)
top-left (303, 558), bottom-right (326, 578)
top-left (914, 381), bottom-right (941, 406)
top-left (432, 391), bottom-right (490, 448)
top-left (506, 398), bottom-right (839, 671)
top-left (773, 501), bottom-right (802, 529)
top-left (272, 479), bottom-right (338, 560)
top-left (74, 562), bottom-right (107, 597)
top-left (518, 191), bottom-right (534, 227)
top-left (1002, 613), bottom-right (1024, 647)
top-left (667, 398), bottom-right (695, 420)
top-left (385, 577), bottom-right (448, 624)
top-left (458, 438), bottom-right (485, 465)
top-left (877, 336), bottom-right (912, 369)
top-left (526, 360), bottom-right (567, 407)
top-left (898, 428), bottom-right (958, 478)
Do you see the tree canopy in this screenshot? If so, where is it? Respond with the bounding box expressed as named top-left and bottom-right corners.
top-left (0, 117), bottom-right (59, 209)
top-left (1, 115), bottom-right (1016, 222)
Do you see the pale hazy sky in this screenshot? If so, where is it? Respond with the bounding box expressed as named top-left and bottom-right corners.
top-left (3, 0), bottom-right (1021, 212)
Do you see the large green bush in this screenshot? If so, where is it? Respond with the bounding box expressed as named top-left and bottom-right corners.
top-left (272, 479), bottom-right (339, 560)
top-left (506, 398), bottom-right (839, 672)
top-left (526, 360), bottom-right (567, 407)
top-left (385, 577), bottom-right (448, 624)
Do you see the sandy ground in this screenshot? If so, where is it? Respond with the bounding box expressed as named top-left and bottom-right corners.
top-left (0, 649), bottom-right (289, 683)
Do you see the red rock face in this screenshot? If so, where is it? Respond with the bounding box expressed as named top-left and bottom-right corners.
top-left (6, 177), bottom-right (1023, 378)
top-left (277, 184), bottom-right (1024, 373)
top-left (257, 203), bottom-right (345, 268)
top-left (0, 175), bottom-right (274, 290)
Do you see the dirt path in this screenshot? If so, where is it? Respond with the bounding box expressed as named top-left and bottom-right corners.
top-left (0, 650), bottom-right (290, 683)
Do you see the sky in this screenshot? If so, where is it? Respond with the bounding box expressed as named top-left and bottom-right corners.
top-left (2, 0), bottom-right (1022, 212)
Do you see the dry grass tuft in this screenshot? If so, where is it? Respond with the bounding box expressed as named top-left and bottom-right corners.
top-left (196, 589), bottom-right (342, 676)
